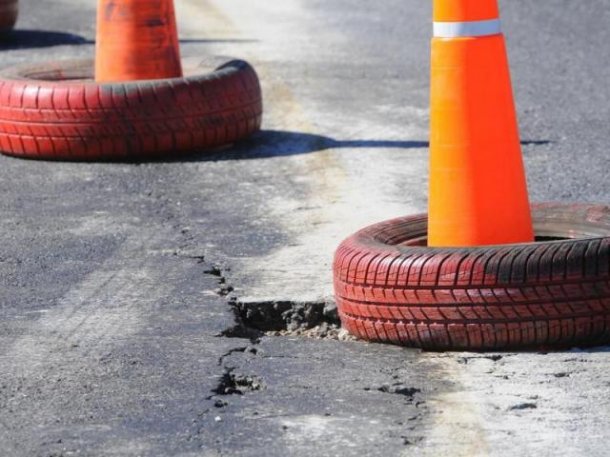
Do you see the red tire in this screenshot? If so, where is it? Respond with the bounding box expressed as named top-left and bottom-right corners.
top-left (333, 203), bottom-right (610, 350)
top-left (0, 0), bottom-right (18, 31)
top-left (0, 58), bottom-right (262, 160)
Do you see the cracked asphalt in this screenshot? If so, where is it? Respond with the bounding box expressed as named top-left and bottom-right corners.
top-left (0, 0), bottom-right (609, 456)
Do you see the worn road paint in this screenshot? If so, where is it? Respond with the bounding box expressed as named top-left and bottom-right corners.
top-left (409, 356), bottom-right (489, 456)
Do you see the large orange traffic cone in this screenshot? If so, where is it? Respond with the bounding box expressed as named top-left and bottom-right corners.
top-left (428, 0), bottom-right (534, 247)
top-left (95, 0), bottom-right (183, 82)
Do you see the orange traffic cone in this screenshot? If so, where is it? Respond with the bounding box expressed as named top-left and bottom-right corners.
top-left (428, 0), bottom-right (534, 247)
top-left (95, 0), bottom-right (183, 82)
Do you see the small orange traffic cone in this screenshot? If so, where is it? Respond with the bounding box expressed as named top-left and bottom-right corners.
top-left (428, 0), bottom-right (534, 247)
top-left (95, 0), bottom-right (183, 82)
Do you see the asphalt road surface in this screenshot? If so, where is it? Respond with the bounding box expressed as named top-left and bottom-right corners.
top-left (0, 0), bottom-right (608, 456)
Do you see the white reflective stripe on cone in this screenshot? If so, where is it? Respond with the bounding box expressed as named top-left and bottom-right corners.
top-left (433, 19), bottom-right (501, 38)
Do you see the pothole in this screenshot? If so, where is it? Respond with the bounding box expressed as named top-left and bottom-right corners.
top-left (225, 299), bottom-right (356, 341)
top-left (201, 260), bottom-right (356, 341)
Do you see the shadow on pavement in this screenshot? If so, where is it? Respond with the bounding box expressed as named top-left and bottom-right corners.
top-left (181, 130), bottom-right (429, 162)
top-left (521, 140), bottom-right (551, 146)
top-left (178, 131), bottom-right (552, 162)
top-left (0, 31), bottom-right (255, 50)
top-left (0, 30), bottom-right (91, 49)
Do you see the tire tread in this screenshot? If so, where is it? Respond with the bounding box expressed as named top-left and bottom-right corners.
top-left (333, 205), bottom-right (610, 350)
